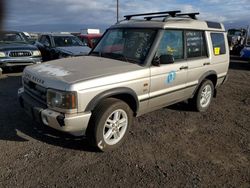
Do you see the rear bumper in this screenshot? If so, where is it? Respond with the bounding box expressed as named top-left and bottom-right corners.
top-left (18, 88), bottom-right (91, 136)
top-left (0, 57), bottom-right (42, 67)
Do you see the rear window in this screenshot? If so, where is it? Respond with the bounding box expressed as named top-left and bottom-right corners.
top-left (210, 33), bottom-right (226, 55)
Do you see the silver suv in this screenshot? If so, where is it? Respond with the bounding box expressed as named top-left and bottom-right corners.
top-left (18, 11), bottom-right (229, 151)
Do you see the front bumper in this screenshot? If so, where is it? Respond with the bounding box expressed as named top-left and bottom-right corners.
top-left (0, 57), bottom-right (42, 67)
top-left (18, 88), bottom-right (91, 136)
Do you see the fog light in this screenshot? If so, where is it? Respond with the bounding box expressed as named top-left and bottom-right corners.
top-left (56, 114), bottom-right (65, 127)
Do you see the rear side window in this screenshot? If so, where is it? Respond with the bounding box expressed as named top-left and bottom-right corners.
top-left (210, 33), bottom-right (226, 55)
top-left (186, 31), bottom-right (207, 58)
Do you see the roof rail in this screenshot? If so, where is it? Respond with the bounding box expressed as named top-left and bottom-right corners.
top-left (144, 12), bottom-right (200, 21)
top-left (124, 10), bottom-right (181, 20)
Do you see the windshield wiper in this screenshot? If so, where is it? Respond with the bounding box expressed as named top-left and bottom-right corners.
top-left (90, 51), bottom-right (140, 64)
top-left (89, 51), bottom-right (100, 57)
top-left (104, 52), bottom-right (140, 64)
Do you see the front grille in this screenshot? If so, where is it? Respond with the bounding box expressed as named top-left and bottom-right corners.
top-left (23, 78), bottom-right (47, 105)
top-left (9, 51), bottom-right (32, 57)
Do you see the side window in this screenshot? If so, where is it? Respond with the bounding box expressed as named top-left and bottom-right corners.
top-left (211, 33), bottom-right (226, 55)
top-left (156, 30), bottom-right (184, 60)
top-left (39, 35), bottom-right (46, 43)
top-left (44, 36), bottom-right (51, 46)
top-left (39, 35), bottom-right (51, 46)
top-left (186, 31), bottom-right (207, 58)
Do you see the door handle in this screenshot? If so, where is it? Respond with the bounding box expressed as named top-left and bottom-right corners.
top-left (179, 66), bottom-right (188, 70)
top-left (203, 62), bottom-right (210, 66)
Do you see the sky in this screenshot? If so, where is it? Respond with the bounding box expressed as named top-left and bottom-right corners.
top-left (3, 0), bottom-right (250, 32)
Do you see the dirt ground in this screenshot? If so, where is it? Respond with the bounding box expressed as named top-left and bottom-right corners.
top-left (0, 57), bottom-right (249, 187)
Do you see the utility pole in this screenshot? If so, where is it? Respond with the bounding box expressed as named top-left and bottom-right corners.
top-left (116, 0), bottom-right (119, 23)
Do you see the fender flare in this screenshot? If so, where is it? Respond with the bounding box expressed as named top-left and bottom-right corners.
top-left (85, 87), bottom-right (139, 113)
top-left (192, 70), bottom-right (217, 96)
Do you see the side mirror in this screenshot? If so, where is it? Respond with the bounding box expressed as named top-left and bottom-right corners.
top-left (160, 54), bottom-right (174, 64)
top-left (152, 54), bottom-right (174, 66)
top-left (152, 56), bottom-right (160, 66)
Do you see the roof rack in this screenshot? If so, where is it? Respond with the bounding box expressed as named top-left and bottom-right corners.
top-left (144, 12), bottom-right (200, 21)
top-left (175, 12), bottom-right (199, 19)
top-left (124, 10), bottom-right (181, 20)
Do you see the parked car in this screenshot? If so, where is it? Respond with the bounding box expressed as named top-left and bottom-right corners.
top-left (36, 33), bottom-right (91, 61)
top-left (18, 11), bottom-right (229, 151)
top-left (77, 34), bottom-right (102, 48)
top-left (227, 28), bottom-right (248, 55)
top-left (0, 31), bottom-right (42, 69)
top-left (240, 44), bottom-right (250, 60)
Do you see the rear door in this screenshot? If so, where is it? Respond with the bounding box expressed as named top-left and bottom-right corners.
top-left (149, 30), bottom-right (188, 109)
top-left (185, 30), bottom-right (210, 97)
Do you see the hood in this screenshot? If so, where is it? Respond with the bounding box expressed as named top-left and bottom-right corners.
top-left (24, 56), bottom-right (145, 90)
top-left (0, 42), bottom-right (38, 51)
top-left (57, 46), bottom-right (91, 56)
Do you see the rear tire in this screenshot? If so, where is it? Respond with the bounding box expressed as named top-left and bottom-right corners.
top-left (192, 79), bottom-right (214, 112)
top-left (87, 98), bottom-right (133, 152)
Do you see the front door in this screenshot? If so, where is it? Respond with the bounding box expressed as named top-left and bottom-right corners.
top-left (149, 30), bottom-right (188, 109)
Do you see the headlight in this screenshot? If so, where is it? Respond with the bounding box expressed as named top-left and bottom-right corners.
top-left (32, 50), bottom-right (41, 57)
top-left (0, 52), bottom-right (6, 57)
top-left (47, 89), bottom-right (77, 110)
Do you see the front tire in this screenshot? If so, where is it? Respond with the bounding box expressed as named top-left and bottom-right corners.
top-left (88, 98), bottom-right (133, 152)
top-left (193, 79), bottom-right (214, 112)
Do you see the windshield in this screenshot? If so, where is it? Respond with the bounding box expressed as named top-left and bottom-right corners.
top-left (54, 36), bottom-right (84, 47)
top-left (0, 32), bottom-right (28, 43)
top-left (90, 28), bottom-right (157, 64)
top-left (228, 30), bottom-right (244, 36)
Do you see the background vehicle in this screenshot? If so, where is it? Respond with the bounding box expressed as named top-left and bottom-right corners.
top-left (18, 11), bottom-right (229, 152)
top-left (240, 41), bottom-right (250, 60)
top-left (35, 33), bottom-right (91, 61)
top-left (0, 30), bottom-right (42, 69)
top-left (77, 34), bottom-right (102, 48)
top-left (227, 28), bottom-right (248, 55)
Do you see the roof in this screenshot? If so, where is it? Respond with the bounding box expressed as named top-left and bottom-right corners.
top-left (1, 30), bottom-right (22, 34)
top-left (40, 33), bottom-right (75, 37)
top-left (110, 11), bottom-right (225, 32)
top-left (78, 34), bottom-right (102, 38)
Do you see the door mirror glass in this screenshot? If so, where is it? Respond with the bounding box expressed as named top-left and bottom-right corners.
top-left (160, 54), bottom-right (174, 64)
top-left (152, 54), bottom-right (174, 66)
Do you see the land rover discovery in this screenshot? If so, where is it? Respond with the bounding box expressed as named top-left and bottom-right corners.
top-left (18, 11), bottom-right (229, 151)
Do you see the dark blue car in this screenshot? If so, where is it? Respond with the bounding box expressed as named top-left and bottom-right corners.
top-left (240, 45), bottom-right (250, 60)
top-left (36, 33), bottom-right (91, 61)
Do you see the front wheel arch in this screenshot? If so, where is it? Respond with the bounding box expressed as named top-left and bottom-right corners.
top-left (85, 87), bottom-right (139, 115)
top-left (87, 98), bottom-right (133, 151)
